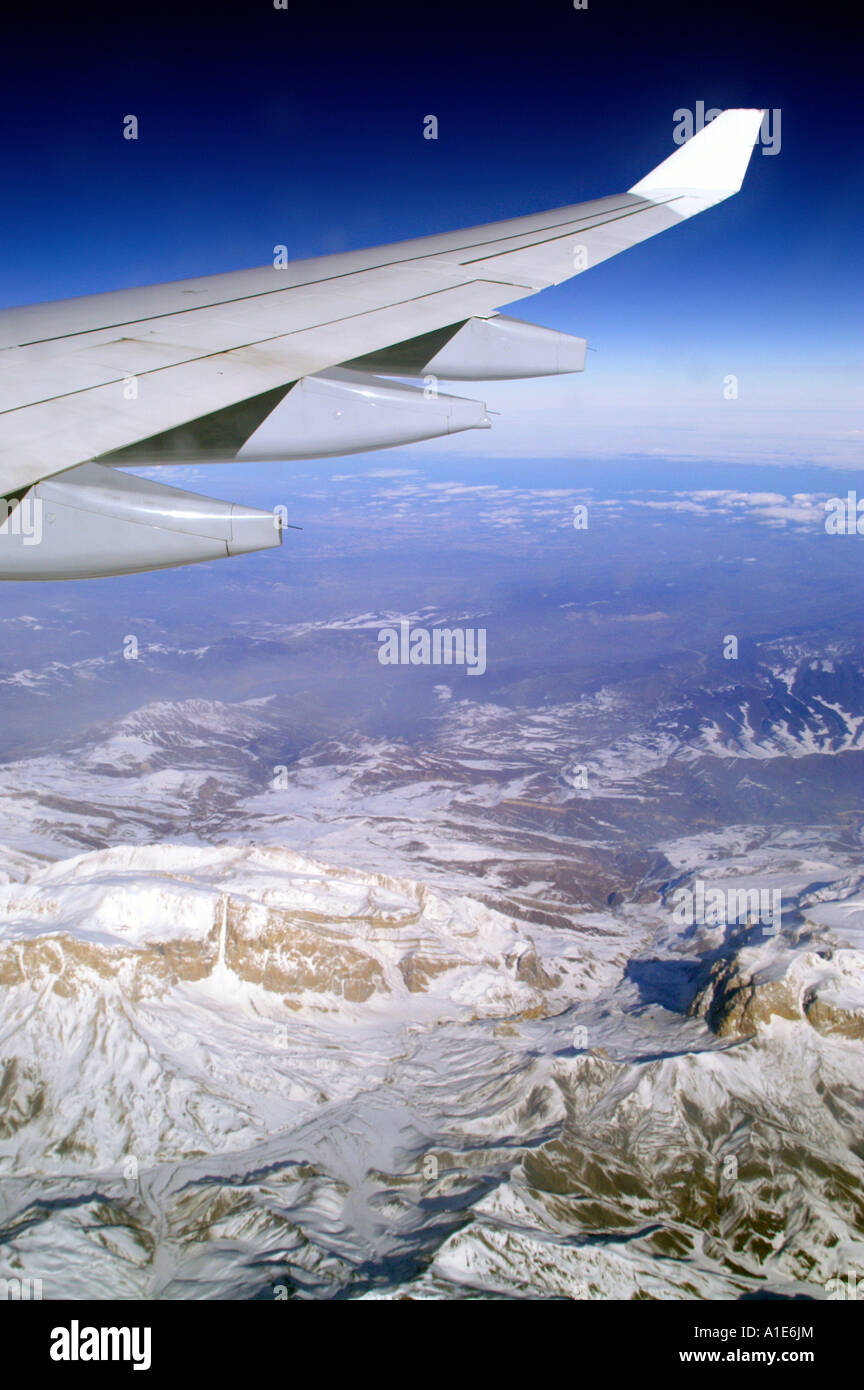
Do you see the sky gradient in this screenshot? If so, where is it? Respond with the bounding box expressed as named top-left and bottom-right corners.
top-left (2, 0), bottom-right (860, 470)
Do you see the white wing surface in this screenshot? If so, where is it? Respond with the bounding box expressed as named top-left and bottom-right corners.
top-left (0, 108), bottom-right (763, 579)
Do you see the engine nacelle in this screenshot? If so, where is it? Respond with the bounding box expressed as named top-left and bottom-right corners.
top-left (0, 463), bottom-right (281, 580)
top-left (345, 315), bottom-right (587, 380)
top-left (236, 368), bottom-right (490, 461)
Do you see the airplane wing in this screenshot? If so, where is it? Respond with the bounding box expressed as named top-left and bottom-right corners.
top-left (0, 108), bottom-right (763, 579)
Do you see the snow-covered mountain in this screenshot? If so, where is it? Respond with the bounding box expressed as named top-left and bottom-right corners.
top-left (1, 645), bottom-right (863, 1299)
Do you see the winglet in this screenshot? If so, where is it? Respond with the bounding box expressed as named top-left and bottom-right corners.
top-left (629, 108), bottom-right (764, 217)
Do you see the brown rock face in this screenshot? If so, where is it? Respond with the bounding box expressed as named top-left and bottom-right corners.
top-left (692, 958), bottom-right (801, 1037)
top-left (222, 898), bottom-right (387, 1003)
top-left (513, 947), bottom-right (562, 990)
top-left (804, 994), bottom-right (864, 1041)
top-left (397, 953), bottom-right (459, 993)
top-left (691, 948), bottom-right (864, 1041)
top-left (0, 934), bottom-right (190, 998)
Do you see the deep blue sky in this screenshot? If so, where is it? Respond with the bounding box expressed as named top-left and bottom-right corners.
top-left (2, 0), bottom-right (861, 468)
